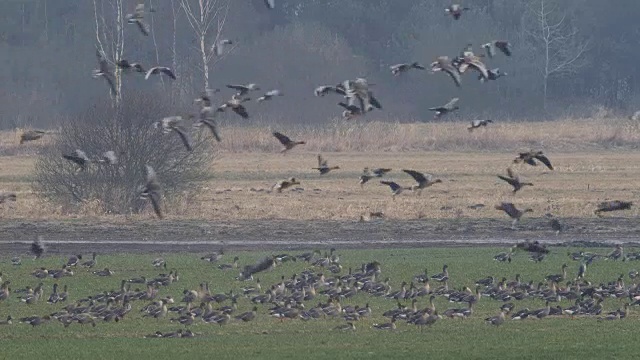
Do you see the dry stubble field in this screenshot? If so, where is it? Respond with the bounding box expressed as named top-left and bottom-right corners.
top-left (0, 118), bottom-right (639, 223)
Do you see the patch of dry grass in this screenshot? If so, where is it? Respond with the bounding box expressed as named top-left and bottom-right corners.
top-left (0, 119), bottom-right (639, 221)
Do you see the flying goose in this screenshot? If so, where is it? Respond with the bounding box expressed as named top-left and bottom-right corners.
top-left (273, 132), bottom-right (305, 153)
top-left (314, 85), bottom-right (345, 97)
top-left (429, 97), bottom-right (460, 119)
top-left (217, 94), bottom-right (250, 119)
top-left (0, 192), bottom-right (16, 204)
top-left (257, 90), bottom-right (284, 102)
top-left (31, 237), bottom-right (45, 259)
top-left (126, 3), bottom-right (150, 36)
top-left (116, 59), bottom-right (146, 73)
top-left (63, 149), bottom-right (91, 171)
top-left (380, 181), bottom-right (407, 200)
top-left (594, 200), bottom-right (632, 216)
top-left (482, 40), bottom-right (512, 58)
top-left (390, 62), bottom-right (426, 75)
top-left (313, 154), bottom-right (340, 175)
top-left (226, 83), bottom-right (260, 96)
top-left (154, 116), bottom-right (193, 151)
top-left (140, 165), bottom-right (163, 219)
top-left (20, 130), bottom-right (46, 144)
top-left (272, 178), bottom-right (300, 193)
top-left (480, 68), bottom-right (507, 82)
top-left (214, 39), bottom-right (233, 56)
top-left (513, 151), bottom-right (553, 170)
top-left (145, 67), bottom-right (176, 80)
top-left (403, 169), bottom-right (442, 195)
top-left (194, 117), bottom-right (221, 142)
top-left (457, 55), bottom-right (489, 80)
top-left (495, 202), bottom-right (533, 228)
top-left (468, 119), bottom-right (493, 131)
top-left (431, 56), bottom-right (462, 87)
top-left (445, 4), bottom-right (470, 20)
top-left (497, 168), bottom-right (533, 194)
top-left (92, 48), bottom-right (117, 96)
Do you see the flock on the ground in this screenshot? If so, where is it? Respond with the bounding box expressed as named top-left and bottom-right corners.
top-left (1, 240), bottom-right (639, 335)
top-left (5, 2), bottom-right (633, 224)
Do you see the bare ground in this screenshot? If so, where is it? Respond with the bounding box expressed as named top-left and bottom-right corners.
top-left (1, 217), bottom-right (639, 255)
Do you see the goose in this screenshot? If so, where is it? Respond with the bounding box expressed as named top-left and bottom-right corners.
top-left (226, 83), bottom-right (260, 96)
top-left (429, 97), bottom-right (460, 119)
top-left (201, 247), bottom-right (224, 262)
top-left (63, 149), bottom-right (91, 171)
top-left (431, 56), bottom-right (462, 87)
top-left (116, 59), bottom-right (146, 73)
top-left (480, 68), bottom-right (507, 82)
top-left (170, 314), bottom-right (195, 326)
top-left (531, 302), bottom-right (551, 319)
top-left (577, 263), bottom-right (587, 279)
top-left (11, 256), bottom-right (21, 266)
top-left (217, 94), bottom-right (250, 119)
top-left (235, 306), bottom-right (258, 322)
top-left (403, 169), bottom-right (442, 195)
top-left (445, 4), bottom-right (470, 20)
top-left (314, 85), bottom-right (345, 97)
top-left (31, 238), bottom-right (46, 259)
top-left (20, 130), bottom-right (46, 144)
top-left (140, 165), bottom-right (163, 219)
top-left (313, 154), bottom-right (340, 175)
top-left (47, 283), bottom-right (61, 304)
top-left (145, 66), bottom-right (176, 80)
top-left (152, 258), bottom-right (166, 268)
top-left (513, 151), bottom-right (554, 170)
top-left (485, 311), bottom-right (506, 326)
top-left (390, 62), bottom-right (426, 75)
top-left (126, 3), bottom-right (150, 36)
top-left (92, 48), bottom-right (117, 96)
top-left (81, 252), bottom-right (97, 268)
top-left (218, 257), bottom-right (239, 270)
top-left (606, 244), bottom-right (624, 261)
top-left (155, 116), bottom-right (193, 151)
top-left (545, 264), bottom-right (568, 283)
top-left (414, 312), bottom-right (441, 331)
top-left (468, 119), bottom-right (493, 131)
top-left (550, 218), bottom-right (563, 235)
top-left (482, 40), bottom-right (512, 58)
top-left (372, 317), bottom-right (397, 330)
top-left (511, 308), bottom-right (529, 320)
top-left (431, 265), bottom-right (449, 283)
top-left (457, 55), bottom-right (489, 80)
top-left (0, 192), bottom-right (16, 204)
top-left (194, 115), bottom-right (221, 142)
top-left (380, 181), bottom-right (407, 200)
top-left (272, 178), bottom-right (300, 193)
top-left (495, 202), bottom-right (533, 229)
top-left (493, 251), bottom-right (511, 263)
top-left (273, 132), bottom-right (305, 153)
top-left (20, 315), bottom-right (50, 327)
top-left (335, 322), bottom-right (356, 331)
top-left (257, 90), bottom-right (283, 102)
top-left (213, 39), bottom-right (233, 56)
top-left (0, 316), bottom-right (12, 325)
top-left (93, 268), bottom-right (114, 277)
top-left (497, 168), bottom-right (533, 194)
top-left (595, 201), bottom-right (632, 216)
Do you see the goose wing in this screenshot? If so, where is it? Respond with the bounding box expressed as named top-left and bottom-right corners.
top-left (172, 126), bottom-right (193, 151)
top-left (443, 97), bottom-right (460, 110)
top-left (317, 154), bottom-right (327, 168)
top-left (202, 119), bottom-right (221, 142)
top-left (135, 20), bottom-right (149, 36)
top-left (232, 104), bottom-right (249, 119)
top-left (496, 202), bottom-right (518, 217)
top-left (273, 132), bottom-right (292, 146)
top-left (381, 181), bottom-right (401, 192)
top-left (494, 41), bottom-right (512, 56)
top-left (534, 153), bottom-right (553, 170)
top-left (403, 169), bottom-right (427, 184)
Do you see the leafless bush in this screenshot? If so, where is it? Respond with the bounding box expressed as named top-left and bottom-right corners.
top-left (33, 92), bottom-right (215, 216)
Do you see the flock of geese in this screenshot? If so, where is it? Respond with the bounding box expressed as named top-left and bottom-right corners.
top-left (1, 240), bottom-right (639, 336)
top-left (5, 2), bottom-right (634, 225)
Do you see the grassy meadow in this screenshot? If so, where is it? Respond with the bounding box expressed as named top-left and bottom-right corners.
top-left (1, 247), bottom-right (640, 359)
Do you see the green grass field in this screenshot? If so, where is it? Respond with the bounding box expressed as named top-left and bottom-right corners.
top-left (2, 246), bottom-right (640, 359)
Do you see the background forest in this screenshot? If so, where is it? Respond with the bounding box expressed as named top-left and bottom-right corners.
top-left (0, 0), bottom-right (636, 128)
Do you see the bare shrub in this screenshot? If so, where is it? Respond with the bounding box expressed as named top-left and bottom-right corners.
top-left (33, 92), bottom-right (215, 216)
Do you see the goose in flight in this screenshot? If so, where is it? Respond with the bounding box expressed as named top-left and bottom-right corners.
top-left (273, 132), bottom-right (305, 153)
top-left (92, 48), bottom-right (117, 96)
top-left (403, 169), bottom-right (442, 195)
top-left (145, 67), bottom-right (176, 80)
top-left (126, 3), bottom-right (150, 36)
top-left (140, 165), bottom-right (163, 219)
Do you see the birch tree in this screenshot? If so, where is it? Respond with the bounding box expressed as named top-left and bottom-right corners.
top-left (93, 0), bottom-right (126, 106)
top-left (179, 0), bottom-right (234, 91)
top-left (523, 0), bottom-right (589, 109)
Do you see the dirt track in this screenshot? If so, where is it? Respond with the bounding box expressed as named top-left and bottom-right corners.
top-left (0, 217), bottom-right (639, 255)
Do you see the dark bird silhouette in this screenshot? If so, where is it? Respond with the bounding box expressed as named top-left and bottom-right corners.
top-left (497, 168), bottom-right (533, 193)
top-left (140, 165), bottom-right (163, 219)
top-left (594, 200), bottom-right (632, 217)
top-left (431, 56), bottom-right (462, 87)
top-left (468, 119), bottom-right (493, 131)
top-left (273, 132), bottom-right (305, 153)
top-left (482, 40), bottom-right (512, 58)
top-left (126, 3), bottom-right (150, 36)
top-left (116, 59), bottom-right (146, 73)
top-left (145, 67), bottom-right (176, 80)
top-left (0, 192), bottom-right (16, 204)
top-left (445, 4), bottom-right (470, 20)
top-left (390, 62), bottom-right (426, 75)
top-left (313, 154), bottom-right (340, 175)
top-left (63, 149), bottom-right (91, 171)
top-left (31, 237), bottom-right (45, 259)
top-left (20, 130), bottom-right (46, 144)
top-left (429, 98), bottom-right (460, 119)
top-left (92, 48), bottom-right (117, 96)
top-left (403, 169), bottom-right (442, 194)
top-left (514, 150), bottom-right (553, 170)
top-left (495, 202), bottom-right (533, 228)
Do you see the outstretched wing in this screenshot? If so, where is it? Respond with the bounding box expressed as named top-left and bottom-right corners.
top-left (160, 67), bottom-right (176, 80)
top-left (497, 175), bottom-right (517, 187)
top-left (317, 154), bottom-right (326, 167)
top-left (273, 132), bottom-right (292, 146)
top-left (506, 167), bottom-right (517, 180)
top-left (103, 73), bottom-right (118, 96)
top-left (135, 20), bottom-right (149, 36)
top-left (495, 41), bottom-right (512, 56)
top-left (496, 202), bottom-right (518, 217)
top-left (403, 169), bottom-right (427, 184)
top-left (380, 181), bottom-right (401, 191)
top-left (443, 97), bottom-right (460, 110)
top-left (232, 105), bottom-right (249, 119)
top-left (202, 119), bottom-right (221, 142)
top-left (534, 154), bottom-right (553, 170)
top-left (149, 191), bottom-right (163, 219)
top-left (172, 126), bottom-right (193, 152)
